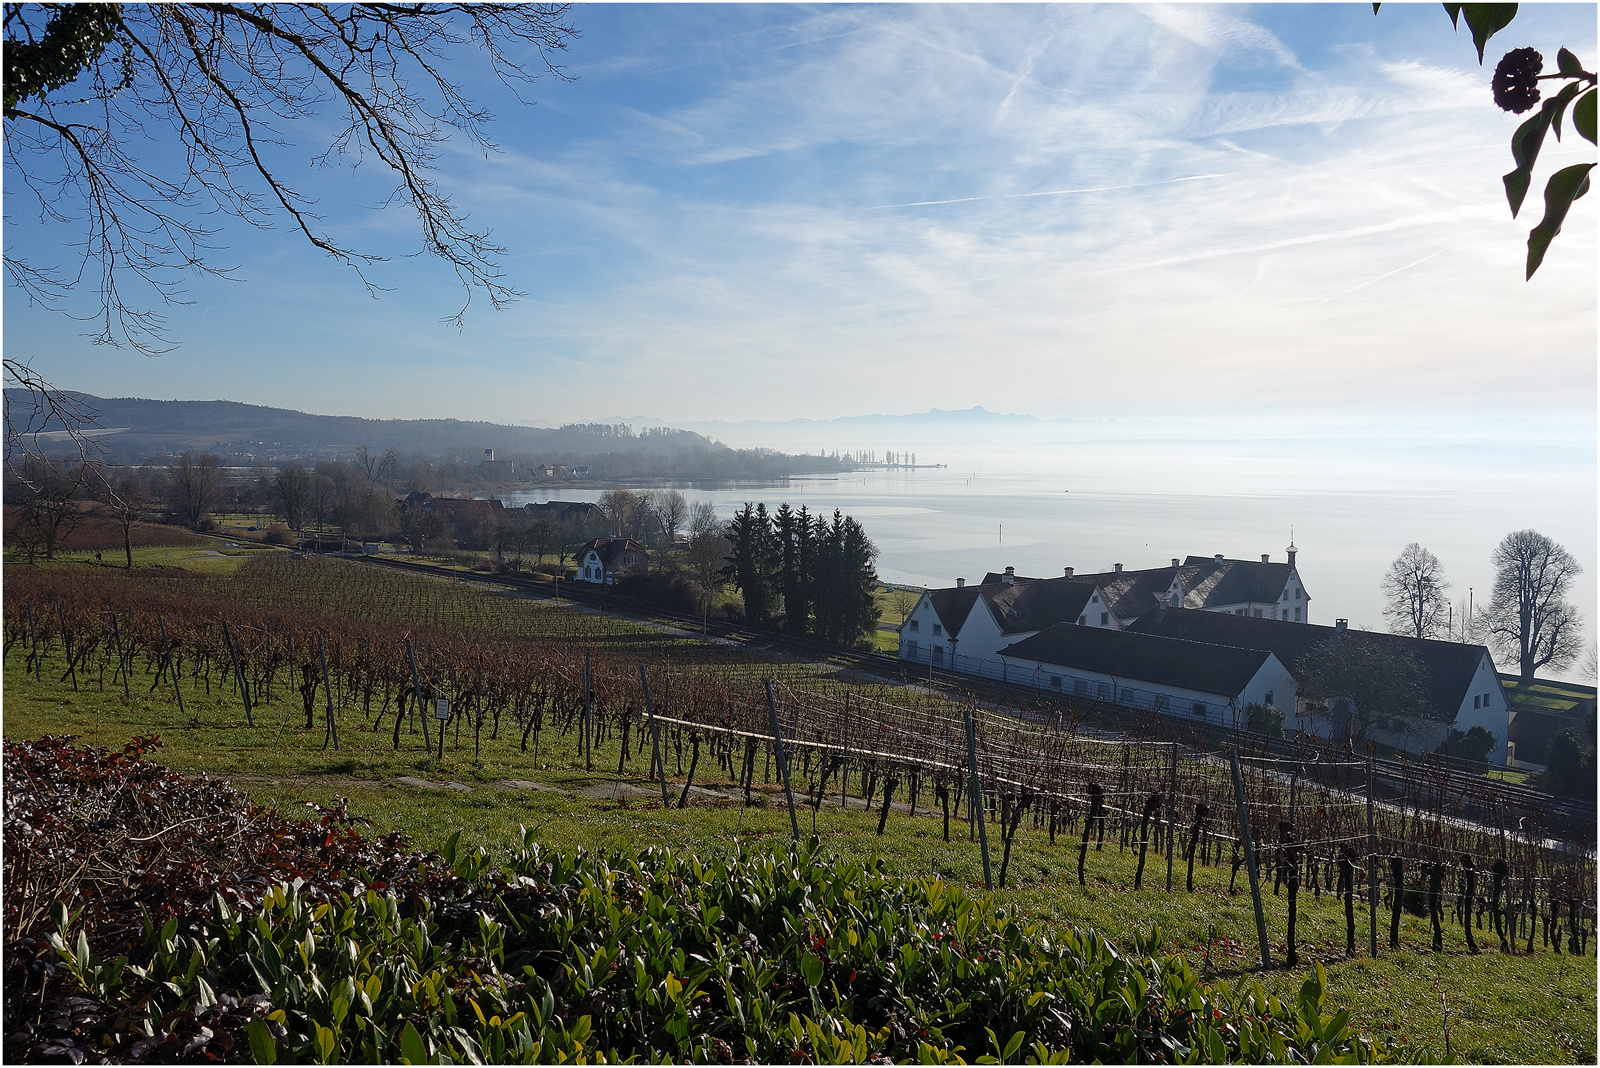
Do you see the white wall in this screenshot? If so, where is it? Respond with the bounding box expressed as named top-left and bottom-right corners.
top-left (995, 651), bottom-right (1295, 728)
top-left (1449, 652), bottom-right (1511, 764)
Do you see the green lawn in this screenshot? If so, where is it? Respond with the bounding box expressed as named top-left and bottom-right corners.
top-left (4, 659), bottom-right (1593, 1065)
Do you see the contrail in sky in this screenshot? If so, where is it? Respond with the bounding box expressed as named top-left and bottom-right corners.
top-left (865, 173), bottom-right (1228, 210)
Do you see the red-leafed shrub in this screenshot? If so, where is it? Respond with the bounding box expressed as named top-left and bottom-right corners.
top-left (3, 736), bottom-right (454, 1063)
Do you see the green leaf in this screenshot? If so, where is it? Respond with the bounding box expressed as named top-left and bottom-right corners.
top-left (1548, 81), bottom-right (1583, 140)
top-left (400, 1021), bottom-right (428, 1065)
top-left (1001, 1029), bottom-right (1027, 1062)
top-left (1526, 162), bottom-right (1594, 278)
top-left (1503, 107), bottom-right (1554, 217)
top-left (799, 953), bottom-right (824, 988)
top-left (1442, 3), bottom-right (1464, 29)
top-left (1462, 4), bottom-right (1518, 63)
top-left (1557, 47), bottom-right (1583, 76)
top-left (1575, 88), bottom-right (1596, 144)
top-left (246, 1019), bottom-right (279, 1065)
top-left (314, 1022), bottom-right (337, 1064)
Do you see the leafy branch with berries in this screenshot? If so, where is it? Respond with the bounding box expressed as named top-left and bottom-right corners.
top-left (1379, 3), bottom-right (1596, 277)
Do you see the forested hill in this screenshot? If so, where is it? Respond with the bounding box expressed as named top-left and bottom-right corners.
top-left (4, 391), bottom-right (850, 479)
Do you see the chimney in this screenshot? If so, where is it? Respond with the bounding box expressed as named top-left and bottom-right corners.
top-left (1214, 553), bottom-right (1224, 562)
top-left (1286, 542), bottom-right (1297, 571)
top-left (1335, 618), bottom-right (1348, 631)
top-left (1002, 566), bottom-right (1015, 586)
top-left (1171, 557), bottom-right (1180, 569)
top-left (1261, 554), bottom-right (1270, 563)
top-left (1114, 563), bottom-right (1123, 573)
top-left (1063, 566), bottom-right (1074, 579)
top-left (956, 577), bottom-right (966, 588)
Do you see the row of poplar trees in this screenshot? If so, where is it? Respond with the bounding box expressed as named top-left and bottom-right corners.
top-left (723, 503), bottom-right (881, 646)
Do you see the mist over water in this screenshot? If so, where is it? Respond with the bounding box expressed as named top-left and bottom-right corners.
top-left (507, 420), bottom-right (1596, 682)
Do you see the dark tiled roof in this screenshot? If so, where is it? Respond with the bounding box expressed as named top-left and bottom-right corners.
top-left (524, 501), bottom-right (604, 524)
top-left (587, 537), bottom-right (645, 568)
top-left (1073, 567), bottom-right (1180, 621)
top-left (978, 578), bottom-right (1098, 634)
top-left (1126, 608), bottom-right (1488, 721)
top-left (926, 586), bottom-right (982, 634)
top-left (1182, 556), bottom-right (1296, 607)
top-left (998, 624), bottom-right (1276, 698)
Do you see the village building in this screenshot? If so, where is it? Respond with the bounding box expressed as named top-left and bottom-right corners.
top-left (995, 625), bottom-right (1296, 727)
top-left (1125, 608), bottom-right (1512, 763)
top-left (899, 568), bottom-right (1116, 674)
top-left (900, 546), bottom-right (1308, 674)
top-left (577, 537), bottom-right (647, 585)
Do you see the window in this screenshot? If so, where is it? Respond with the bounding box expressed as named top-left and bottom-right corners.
top-left (909, 619), bottom-right (918, 632)
top-left (932, 646), bottom-right (945, 666)
top-left (1265, 691), bottom-right (1274, 707)
top-left (1074, 678), bottom-right (1090, 697)
top-left (1253, 609), bottom-right (1263, 618)
top-left (1236, 608), bottom-right (1246, 615)
top-left (1295, 607), bottom-right (1302, 622)
top-left (1050, 675), bottom-right (1062, 689)
top-left (1078, 615), bottom-right (1087, 625)
top-left (1192, 701), bottom-right (1206, 717)
top-left (932, 623), bottom-right (942, 637)
top-left (906, 641), bottom-right (918, 659)
top-left (1282, 609), bottom-right (1289, 620)
top-left (1101, 612), bottom-right (1110, 625)
top-left (1473, 695), bottom-right (1481, 709)
top-left (1097, 681), bottom-right (1112, 700)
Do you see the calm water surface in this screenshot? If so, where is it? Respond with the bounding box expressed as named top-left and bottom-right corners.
top-left (503, 445), bottom-right (1596, 673)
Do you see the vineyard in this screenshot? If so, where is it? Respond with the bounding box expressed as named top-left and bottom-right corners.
top-left (5, 555), bottom-right (1595, 977)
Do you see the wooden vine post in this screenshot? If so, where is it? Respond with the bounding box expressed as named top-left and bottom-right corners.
top-left (840, 694), bottom-right (850, 807)
top-left (318, 634), bottom-right (338, 750)
top-left (1166, 745), bottom-right (1178, 893)
top-left (156, 614), bottom-right (184, 717)
top-left (405, 637), bottom-right (431, 752)
top-left (765, 679), bottom-right (801, 840)
top-left (962, 703), bottom-right (993, 891)
top-left (1229, 748), bottom-right (1271, 969)
top-left (1367, 757), bottom-right (1379, 958)
top-left (221, 620), bottom-right (253, 726)
top-left (583, 651), bottom-right (593, 770)
top-left (640, 665), bottom-right (671, 807)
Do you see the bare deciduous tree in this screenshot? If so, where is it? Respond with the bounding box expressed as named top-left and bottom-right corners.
top-left (5, 3), bottom-right (579, 353)
top-left (167, 450), bottom-right (220, 529)
top-left (1381, 543), bottom-right (1450, 639)
top-left (1482, 529), bottom-right (1584, 681)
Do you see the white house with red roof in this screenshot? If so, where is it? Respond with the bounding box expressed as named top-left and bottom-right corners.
top-left (577, 537), bottom-right (647, 585)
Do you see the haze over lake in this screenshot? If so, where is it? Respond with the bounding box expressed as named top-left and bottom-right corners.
top-left (506, 413), bottom-right (1596, 680)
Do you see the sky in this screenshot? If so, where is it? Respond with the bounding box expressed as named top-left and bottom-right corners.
top-left (4, 3), bottom-right (1596, 432)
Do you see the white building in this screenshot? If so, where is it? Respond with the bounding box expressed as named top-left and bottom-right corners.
top-left (996, 624), bottom-right (1298, 728)
top-left (577, 537), bottom-right (646, 585)
top-left (1128, 608), bottom-right (1514, 763)
top-left (901, 546), bottom-right (1310, 677)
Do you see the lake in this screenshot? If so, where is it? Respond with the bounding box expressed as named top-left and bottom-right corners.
top-left (501, 435), bottom-right (1596, 681)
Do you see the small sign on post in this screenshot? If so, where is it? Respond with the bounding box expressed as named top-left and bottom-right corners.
top-left (435, 698), bottom-right (451, 759)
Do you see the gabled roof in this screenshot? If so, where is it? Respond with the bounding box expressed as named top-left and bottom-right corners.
top-left (1182, 556), bottom-right (1297, 607)
top-left (1125, 608), bottom-right (1489, 721)
top-left (431, 497), bottom-right (505, 524)
top-left (925, 586), bottom-right (982, 635)
top-left (978, 577), bottom-right (1099, 634)
top-left (998, 624), bottom-right (1277, 699)
top-left (524, 501), bottom-right (604, 523)
top-left (583, 536), bottom-right (646, 568)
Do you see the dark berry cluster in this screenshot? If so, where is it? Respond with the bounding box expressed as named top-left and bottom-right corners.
top-left (1492, 47), bottom-right (1544, 113)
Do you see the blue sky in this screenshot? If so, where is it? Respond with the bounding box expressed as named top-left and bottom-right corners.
top-left (4, 3), bottom-right (1595, 429)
